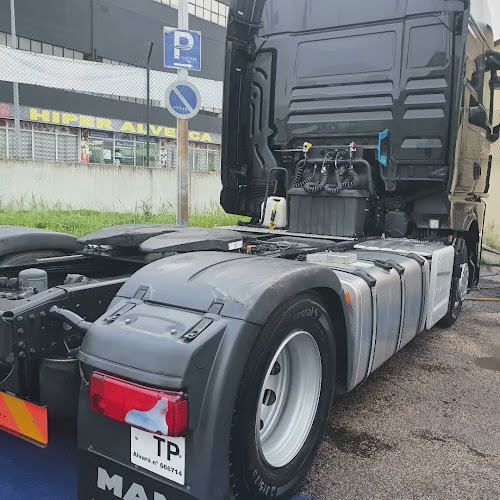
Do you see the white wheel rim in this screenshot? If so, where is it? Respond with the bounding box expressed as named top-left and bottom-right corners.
top-left (256, 330), bottom-right (322, 468)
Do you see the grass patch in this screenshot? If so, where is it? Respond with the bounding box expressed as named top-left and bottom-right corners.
top-left (0, 207), bottom-right (246, 238)
top-left (484, 223), bottom-right (500, 251)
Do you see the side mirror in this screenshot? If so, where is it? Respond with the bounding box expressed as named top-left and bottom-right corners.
top-left (469, 105), bottom-right (487, 128)
top-left (486, 50), bottom-right (500, 71)
top-left (487, 123), bottom-right (500, 143)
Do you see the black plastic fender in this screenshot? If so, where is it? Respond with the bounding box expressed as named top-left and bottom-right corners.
top-left (0, 226), bottom-right (81, 259)
top-left (78, 251), bottom-right (347, 500)
top-left (114, 251), bottom-right (345, 325)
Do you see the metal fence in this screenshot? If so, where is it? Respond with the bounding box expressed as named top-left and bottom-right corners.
top-left (0, 40), bottom-right (223, 170)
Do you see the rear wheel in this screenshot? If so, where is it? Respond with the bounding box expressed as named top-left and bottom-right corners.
top-left (230, 292), bottom-right (335, 499)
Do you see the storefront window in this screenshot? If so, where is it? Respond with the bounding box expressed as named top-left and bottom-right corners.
top-left (0, 115), bottom-right (220, 169)
top-left (136, 137), bottom-right (159, 167)
top-left (58, 134), bottom-right (79, 162)
top-left (161, 139), bottom-right (177, 168)
top-left (88, 131), bottom-right (115, 164)
top-left (187, 143), bottom-right (221, 171)
top-left (34, 132), bottom-right (56, 160)
top-left (207, 148), bottom-right (221, 172)
top-left (28, 123), bottom-right (79, 162)
top-left (114, 140), bottom-right (135, 166)
top-left (7, 124), bottom-right (33, 159)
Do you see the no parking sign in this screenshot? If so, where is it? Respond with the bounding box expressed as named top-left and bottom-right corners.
top-left (165, 80), bottom-right (201, 120)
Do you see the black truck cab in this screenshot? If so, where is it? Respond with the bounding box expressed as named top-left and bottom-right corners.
top-left (222, 0), bottom-right (499, 262)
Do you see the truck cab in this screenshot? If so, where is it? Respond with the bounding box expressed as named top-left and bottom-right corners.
top-left (222, 0), bottom-right (500, 283)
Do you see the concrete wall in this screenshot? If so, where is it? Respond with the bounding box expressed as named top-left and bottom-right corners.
top-left (0, 159), bottom-right (222, 214)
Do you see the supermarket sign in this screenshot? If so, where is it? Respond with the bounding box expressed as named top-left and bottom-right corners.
top-left (0, 103), bottom-right (220, 144)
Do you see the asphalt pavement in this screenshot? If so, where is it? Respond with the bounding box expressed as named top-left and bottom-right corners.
top-left (300, 273), bottom-right (500, 500)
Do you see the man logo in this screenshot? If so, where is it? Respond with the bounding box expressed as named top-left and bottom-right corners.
top-left (97, 467), bottom-right (168, 500)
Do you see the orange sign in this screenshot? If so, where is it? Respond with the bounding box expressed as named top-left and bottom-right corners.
top-left (0, 391), bottom-right (48, 447)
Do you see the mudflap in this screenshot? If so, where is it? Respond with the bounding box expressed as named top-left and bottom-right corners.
top-left (78, 316), bottom-right (260, 500)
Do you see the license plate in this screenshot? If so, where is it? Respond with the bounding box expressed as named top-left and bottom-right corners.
top-left (0, 391), bottom-right (48, 447)
top-left (131, 427), bottom-right (186, 485)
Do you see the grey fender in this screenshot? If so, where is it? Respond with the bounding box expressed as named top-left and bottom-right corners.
top-left (115, 251), bottom-right (347, 326)
top-left (0, 226), bottom-right (81, 259)
top-left (78, 251), bottom-right (349, 500)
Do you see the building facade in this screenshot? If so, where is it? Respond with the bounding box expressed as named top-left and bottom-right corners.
top-left (0, 0), bottom-right (228, 170)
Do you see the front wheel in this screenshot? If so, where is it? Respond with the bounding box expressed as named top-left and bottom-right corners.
top-left (230, 292), bottom-right (335, 499)
top-left (440, 238), bottom-right (469, 328)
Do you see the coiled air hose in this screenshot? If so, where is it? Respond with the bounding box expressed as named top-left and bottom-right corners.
top-left (342, 168), bottom-right (360, 189)
top-left (324, 167), bottom-right (342, 194)
top-left (291, 156), bottom-right (364, 194)
top-left (304, 166), bottom-right (328, 194)
top-left (291, 160), bottom-right (316, 189)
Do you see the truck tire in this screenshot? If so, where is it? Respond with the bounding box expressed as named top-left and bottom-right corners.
top-left (439, 241), bottom-right (469, 328)
top-left (230, 292), bottom-right (335, 500)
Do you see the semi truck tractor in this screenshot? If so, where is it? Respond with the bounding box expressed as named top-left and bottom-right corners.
top-left (0, 0), bottom-right (498, 499)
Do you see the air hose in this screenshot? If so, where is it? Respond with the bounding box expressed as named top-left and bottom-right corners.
top-left (325, 168), bottom-right (342, 194)
top-left (342, 168), bottom-right (360, 189)
top-left (291, 154), bottom-right (364, 194)
top-left (304, 166), bottom-right (328, 194)
top-left (291, 160), bottom-right (316, 189)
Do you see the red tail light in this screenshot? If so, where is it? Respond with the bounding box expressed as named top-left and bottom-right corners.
top-left (90, 372), bottom-right (188, 437)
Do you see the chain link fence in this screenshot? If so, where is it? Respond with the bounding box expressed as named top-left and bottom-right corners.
top-left (0, 42), bottom-right (223, 170)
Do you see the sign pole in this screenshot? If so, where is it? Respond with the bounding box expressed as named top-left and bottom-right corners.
top-left (177, 0), bottom-right (189, 227)
top-left (10, 0), bottom-right (21, 158)
top-left (146, 42), bottom-right (154, 168)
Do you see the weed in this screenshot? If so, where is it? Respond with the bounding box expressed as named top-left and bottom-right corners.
top-left (484, 222), bottom-right (500, 251)
top-left (0, 207), bottom-right (246, 237)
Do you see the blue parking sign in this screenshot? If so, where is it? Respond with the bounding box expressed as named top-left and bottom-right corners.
top-left (165, 80), bottom-right (201, 120)
top-left (164, 27), bottom-right (202, 71)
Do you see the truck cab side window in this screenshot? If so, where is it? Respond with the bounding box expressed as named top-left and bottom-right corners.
top-left (486, 51), bottom-right (500, 142)
top-left (468, 52), bottom-right (489, 127)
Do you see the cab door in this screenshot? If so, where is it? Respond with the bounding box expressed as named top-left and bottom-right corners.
top-left (455, 20), bottom-right (487, 195)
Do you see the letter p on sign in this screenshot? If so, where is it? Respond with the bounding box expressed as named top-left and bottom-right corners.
top-left (174, 31), bottom-right (194, 59)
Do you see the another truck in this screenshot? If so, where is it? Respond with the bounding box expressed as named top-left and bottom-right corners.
top-left (0, 1), bottom-right (499, 499)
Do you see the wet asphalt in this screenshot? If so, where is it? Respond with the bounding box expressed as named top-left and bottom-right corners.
top-left (300, 270), bottom-right (500, 500)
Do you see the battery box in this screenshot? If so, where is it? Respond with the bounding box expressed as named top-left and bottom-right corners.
top-left (288, 189), bottom-right (369, 237)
